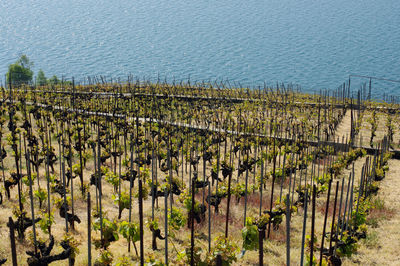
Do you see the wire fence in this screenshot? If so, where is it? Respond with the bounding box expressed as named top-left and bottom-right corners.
top-left (3, 70), bottom-right (400, 103)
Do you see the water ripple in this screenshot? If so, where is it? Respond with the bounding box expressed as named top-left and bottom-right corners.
top-left (0, 0), bottom-right (399, 96)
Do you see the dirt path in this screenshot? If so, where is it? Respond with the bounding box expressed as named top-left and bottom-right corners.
top-left (333, 109), bottom-right (351, 142)
top-left (345, 159), bottom-right (400, 265)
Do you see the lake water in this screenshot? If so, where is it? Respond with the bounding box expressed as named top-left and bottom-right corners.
top-left (1, 0), bottom-right (399, 97)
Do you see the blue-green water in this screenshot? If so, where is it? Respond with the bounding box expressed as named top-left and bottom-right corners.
top-left (1, 0), bottom-right (400, 95)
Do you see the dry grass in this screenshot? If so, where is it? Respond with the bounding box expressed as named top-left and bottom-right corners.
top-left (342, 159), bottom-right (400, 266)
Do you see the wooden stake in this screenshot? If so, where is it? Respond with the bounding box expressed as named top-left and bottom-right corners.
top-left (310, 185), bottom-right (316, 264)
top-left (139, 179), bottom-right (144, 266)
top-left (300, 189), bottom-right (308, 266)
top-left (329, 181), bottom-right (339, 254)
top-left (8, 217), bottom-right (18, 266)
top-left (286, 193), bottom-right (291, 266)
top-left (319, 180), bottom-right (332, 265)
top-left (87, 192), bottom-right (92, 266)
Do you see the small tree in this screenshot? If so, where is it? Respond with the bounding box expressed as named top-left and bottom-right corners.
top-left (6, 55), bottom-right (34, 86)
top-left (36, 69), bottom-right (47, 86)
top-left (48, 75), bottom-right (60, 85)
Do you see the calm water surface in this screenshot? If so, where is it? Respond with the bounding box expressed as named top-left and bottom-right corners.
top-left (1, 0), bottom-right (399, 96)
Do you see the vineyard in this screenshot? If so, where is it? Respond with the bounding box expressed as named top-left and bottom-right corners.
top-left (0, 80), bottom-right (399, 265)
